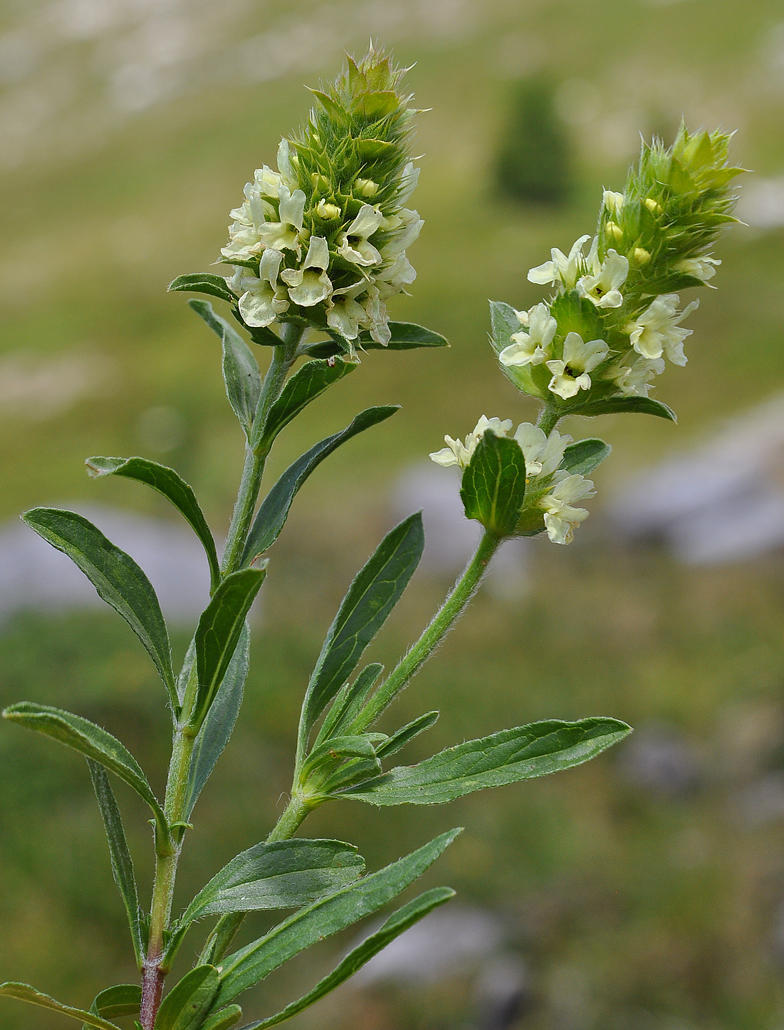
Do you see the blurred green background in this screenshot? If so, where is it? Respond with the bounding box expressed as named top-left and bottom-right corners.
top-left (2, 1), bottom-right (784, 1028)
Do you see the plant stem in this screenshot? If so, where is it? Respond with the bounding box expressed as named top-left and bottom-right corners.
top-left (140, 328), bottom-right (302, 1028)
top-left (358, 529), bottom-right (502, 729)
top-left (536, 403), bottom-right (561, 436)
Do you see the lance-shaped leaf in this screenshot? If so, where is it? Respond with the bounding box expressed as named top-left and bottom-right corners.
top-left (337, 718), bottom-right (632, 806)
top-left (169, 273), bottom-right (237, 304)
top-left (488, 300), bottom-right (547, 402)
top-left (176, 839), bottom-right (364, 934)
top-left (241, 406), bottom-right (398, 564)
top-left (301, 735), bottom-right (384, 784)
top-left (184, 624), bottom-right (250, 819)
top-left (155, 966), bottom-right (219, 1030)
top-left (86, 456), bottom-right (221, 592)
top-left (87, 761), bottom-right (144, 967)
top-left (3, 703), bottom-right (167, 839)
top-left (81, 985), bottom-right (142, 1030)
top-left (212, 828), bottom-right (461, 1008)
top-left (200, 1007), bottom-right (243, 1030)
top-left (239, 888), bottom-right (455, 1030)
top-left (561, 439), bottom-right (611, 478)
top-left (189, 300), bottom-right (262, 440)
top-left (254, 357), bottom-right (357, 450)
top-left (460, 430), bottom-right (527, 538)
top-left (566, 395), bottom-right (677, 421)
top-left (21, 508), bottom-right (175, 701)
top-left (298, 514), bottom-right (424, 749)
top-left (312, 663), bottom-right (383, 750)
top-left (0, 983), bottom-right (123, 1030)
top-left (191, 571), bottom-right (265, 731)
top-left (304, 321), bottom-right (448, 358)
top-left (375, 711), bottom-right (439, 761)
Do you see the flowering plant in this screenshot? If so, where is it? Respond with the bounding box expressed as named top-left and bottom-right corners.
top-left (0, 48), bottom-right (741, 1030)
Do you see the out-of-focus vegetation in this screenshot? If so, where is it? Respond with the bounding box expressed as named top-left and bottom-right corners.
top-left (2, 1), bottom-right (784, 1028)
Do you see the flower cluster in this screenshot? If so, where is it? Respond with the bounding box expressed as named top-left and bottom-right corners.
top-left (494, 126), bottom-right (743, 407)
top-left (430, 416), bottom-right (595, 544)
top-left (221, 46), bottom-right (422, 350)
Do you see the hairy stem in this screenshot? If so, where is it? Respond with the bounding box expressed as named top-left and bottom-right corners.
top-left (536, 403), bottom-right (561, 436)
top-left (358, 529), bottom-right (502, 728)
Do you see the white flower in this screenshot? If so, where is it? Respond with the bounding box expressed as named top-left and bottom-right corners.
top-left (336, 204), bottom-right (384, 267)
top-left (528, 235), bottom-right (590, 288)
top-left (237, 249), bottom-right (290, 327)
top-left (576, 241), bottom-right (629, 309)
top-left (257, 185), bottom-right (306, 255)
top-left (326, 281), bottom-right (368, 341)
top-left (675, 255), bottom-right (720, 283)
top-left (545, 332), bottom-right (609, 399)
top-left (605, 355), bottom-right (665, 397)
top-left (538, 474), bottom-right (595, 545)
top-left (513, 424), bottom-right (571, 477)
top-left (280, 236), bottom-right (332, 307)
top-left (499, 303), bottom-right (557, 368)
top-left (398, 161), bottom-right (420, 204)
top-left (625, 293), bottom-right (699, 366)
top-left (429, 415), bottom-right (513, 469)
top-left (603, 190), bottom-right (625, 214)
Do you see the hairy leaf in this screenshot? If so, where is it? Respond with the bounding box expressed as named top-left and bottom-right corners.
top-left (86, 456), bottom-right (221, 592)
top-left (561, 439), bottom-right (611, 478)
top-left (82, 985), bottom-right (142, 1030)
top-left (212, 828), bottom-right (461, 1008)
top-left (21, 508), bottom-right (175, 701)
top-left (567, 395), bottom-right (677, 421)
top-left (155, 966), bottom-right (219, 1030)
top-left (200, 1007), bottom-right (243, 1030)
top-left (240, 888), bottom-right (455, 1029)
top-left (241, 406), bottom-right (398, 564)
top-left (460, 430), bottom-right (527, 537)
top-left (312, 663), bottom-right (384, 749)
top-left (191, 570), bottom-right (265, 731)
top-left (169, 273), bottom-right (236, 303)
top-left (87, 762), bottom-right (144, 967)
top-left (0, 983), bottom-right (122, 1030)
top-left (304, 321), bottom-right (448, 359)
top-left (375, 711), bottom-right (439, 761)
top-left (339, 718), bottom-right (632, 805)
top-left (255, 357), bottom-right (356, 450)
top-left (299, 514), bottom-right (424, 748)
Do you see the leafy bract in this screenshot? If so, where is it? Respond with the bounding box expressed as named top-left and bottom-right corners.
top-left (169, 273), bottom-right (236, 304)
top-left (82, 985), bottom-right (141, 1030)
top-left (241, 406), bottom-right (398, 564)
top-left (240, 888), bottom-right (455, 1029)
top-left (211, 828), bottom-right (461, 1008)
top-left (155, 966), bottom-right (219, 1030)
top-left (0, 983), bottom-right (122, 1030)
top-left (21, 508), bottom-right (175, 702)
top-left (561, 438), bottom-right (611, 477)
top-left (298, 513), bottom-right (424, 750)
top-left (200, 1006), bottom-right (243, 1030)
top-left (3, 703), bottom-right (168, 840)
top-left (304, 321), bottom-right (448, 358)
top-left (460, 430), bottom-right (527, 538)
top-left (184, 624), bottom-right (250, 819)
top-left (87, 761), bottom-right (144, 967)
top-left (86, 456), bottom-right (221, 592)
top-left (338, 718), bottom-right (632, 805)
top-left (566, 395), bottom-right (676, 421)
top-left (255, 357), bottom-right (357, 450)
top-left (191, 570), bottom-right (265, 731)
top-left (375, 711), bottom-right (439, 761)
top-left (189, 300), bottom-right (262, 440)
top-left (312, 663), bottom-right (383, 750)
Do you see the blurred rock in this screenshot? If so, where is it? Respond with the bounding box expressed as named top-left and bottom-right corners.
top-left (473, 953), bottom-right (532, 1030)
top-left (0, 502), bottom-right (223, 626)
top-left (610, 393), bottom-right (784, 564)
top-left (617, 723), bottom-right (702, 797)
top-left (733, 771), bottom-right (784, 828)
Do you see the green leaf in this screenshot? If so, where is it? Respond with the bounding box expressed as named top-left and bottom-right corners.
top-left (178, 839), bottom-right (365, 929)
top-left (0, 983), bottom-right (122, 1030)
top-left (246, 323), bottom-right (283, 347)
top-left (338, 718), bottom-right (632, 806)
top-left (21, 508), bottom-right (175, 702)
top-left (82, 985), bottom-right (142, 1030)
top-left (304, 322), bottom-right (448, 358)
top-left (184, 624), bottom-right (250, 820)
top-left (488, 301), bottom-right (547, 401)
top-left (255, 357), bottom-right (357, 450)
top-left (169, 274), bottom-right (236, 304)
top-left (312, 663), bottom-right (383, 749)
top-left (460, 430), bottom-right (527, 538)
top-left (200, 1007), bottom-right (243, 1030)
top-left (299, 514), bottom-right (424, 748)
top-left (191, 571), bottom-right (265, 731)
top-left (87, 761), bottom-right (144, 967)
top-left (561, 439), bottom-right (611, 477)
top-left (240, 888), bottom-right (455, 1029)
top-left (3, 703), bottom-right (167, 839)
top-left (241, 406), bottom-right (398, 564)
top-left (189, 300), bottom-right (262, 441)
top-left (375, 711), bottom-right (439, 761)
top-left (86, 456), bottom-right (221, 593)
top-left (155, 966), bottom-right (220, 1030)
top-left (212, 828), bottom-right (461, 1008)
top-left (302, 735), bottom-right (383, 780)
top-left (566, 395), bottom-right (677, 421)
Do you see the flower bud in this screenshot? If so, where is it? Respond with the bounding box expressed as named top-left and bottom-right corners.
top-left (316, 199), bottom-right (342, 221)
